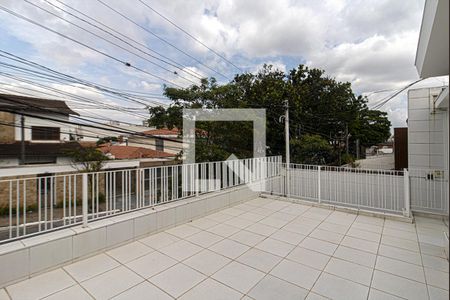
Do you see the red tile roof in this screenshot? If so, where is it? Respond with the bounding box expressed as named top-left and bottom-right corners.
top-left (98, 144), bottom-right (175, 159)
top-left (143, 128), bottom-right (180, 136)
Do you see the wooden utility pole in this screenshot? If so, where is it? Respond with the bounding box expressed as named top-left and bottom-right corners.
top-left (20, 114), bottom-right (25, 165)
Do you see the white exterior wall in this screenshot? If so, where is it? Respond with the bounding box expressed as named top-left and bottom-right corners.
top-left (408, 87), bottom-right (449, 171)
top-left (14, 113), bottom-right (72, 142)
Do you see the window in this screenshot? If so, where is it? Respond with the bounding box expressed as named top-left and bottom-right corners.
top-left (31, 126), bottom-right (60, 141)
top-left (155, 138), bottom-right (164, 151)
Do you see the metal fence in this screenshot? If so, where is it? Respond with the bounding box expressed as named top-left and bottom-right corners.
top-left (409, 168), bottom-right (448, 214)
top-left (0, 156), bottom-right (282, 243)
top-left (265, 164), bottom-right (409, 215)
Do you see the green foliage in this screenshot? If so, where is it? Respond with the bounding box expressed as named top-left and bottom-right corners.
top-left (341, 153), bottom-right (355, 165)
top-left (148, 64), bottom-right (391, 165)
top-left (290, 135), bottom-right (334, 165)
top-left (96, 136), bottom-right (118, 146)
top-left (66, 147), bottom-right (108, 172)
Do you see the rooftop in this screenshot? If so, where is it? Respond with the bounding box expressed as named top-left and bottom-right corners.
top-left (1, 197), bottom-right (448, 300)
top-left (0, 93), bottom-right (79, 116)
top-left (98, 144), bottom-right (176, 159)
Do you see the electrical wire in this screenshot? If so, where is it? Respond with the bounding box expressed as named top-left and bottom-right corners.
top-left (137, 0), bottom-right (243, 73)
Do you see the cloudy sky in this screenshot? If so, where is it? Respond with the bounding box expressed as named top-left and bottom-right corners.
top-left (0, 0), bottom-right (448, 130)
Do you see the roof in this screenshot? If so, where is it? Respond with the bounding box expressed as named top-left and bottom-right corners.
top-left (0, 142), bottom-right (83, 157)
top-left (142, 128), bottom-right (180, 136)
top-left (0, 93), bottom-right (79, 116)
top-left (98, 144), bottom-right (175, 159)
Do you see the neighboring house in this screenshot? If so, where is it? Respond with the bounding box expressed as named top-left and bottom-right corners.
top-left (410, 0), bottom-right (449, 171)
top-left (127, 127), bottom-right (182, 155)
top-left (98, 143), bottom-right (175, 161)
top-left (0, 93), bottom-right (81, 166)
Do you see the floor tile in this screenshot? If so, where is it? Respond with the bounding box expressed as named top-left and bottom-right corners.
top-left (371, 270), bottom-right (428, 300)
top-left (341, 236), bottom-right (379, 254)
top-left (316, 221), bottom-right (350, 234)
top-left (378, 244), bottom-right (422, 265)
top-left (270, 211), bottom-right (298, 221)
top-left (270, 259), bottom-right (321, 289)
top-left (283, 222), bottom-right (316, 235)
top-left (64, 254), bottom-right (120, 282)
top-left (179, 278), bottom-right (242, 300)
top-left (347, 227), bottom-right (381, 242)
top-left (381, 235), bottom-right (419, 252)
top-left (0, 289), bottom-right (8, 300)
top-left (325, 257), bottom-right (373, 286)
top-left (383, 227), bottom-right (418, 241)
top-left (111, 281), bottom-right (172, 300)
top-left (205, 212), bottom-right (235, 223)
top-left (424, 267), bottom-right (449, 290)
top-left (238, 212), bottom-right (266, 222)
top-left (43, 285), bottom-right (93, 300)
top-left (351, 222), bottom-right (383, 234)
top-left (259, 216), bottom-right (290, 228)
top-left (279, 204), bottom-right (310, 216)
top-left (422, 254), bottom-right (449, 272)
top-left (149, 264), bottom-right (206, 298)
top-left (248, 275), bottom-right (308, 300)
top-left (286, 246), bottom-right (330, 270)
top-left (299, 237), bottom-right (338, 256)
top-left (255, 238), bottom-right (294, 257)
top-left (223, 217), bottom-right (254, 229)
top-left (428, 286), bottom-right (449, 300)
top-left (368, 288), bottom-right (403, 300)
top-left (310, 229), bottom-right (344, 244)
top-left (237, 248), bottom-right (283, 272)
top-left (165, 224), bottom-right (201, 238)
top-left (270, 229), bottom-right (306, 245)
top-left (106, 241), bottom-right (153, 264)
top-left (246, 223), bottom-right (278, 236)
top-left (7, 269), bottom-right (75, 300)
top-left (159, 240), bottom-right (203, 261)
top-left (354, 215), bottom-right (384, 227)
top-left (125, 251), bottom-right (177, 278)
top-left (222, 207), bottom-right (246, 217)
top-left (375, 256), bottom-right (425, 283)
top-left (333, 245), bottom-right (376, 268)
top-left (189, 218), bottom-right (219, 230)
top-left (81, 266), bottom-right (143, 300)
top-left (139, 232), bottom-right (180, 250)
top-left (183, 249), bottom-right (231, 276)
top-left (312, 272), bottom-right (369, 300)
top-left (420, 242), bottom-right (447, 258)
top-left (207, 223), bottom-right (241, 237)
top-left (209, 239), bottom-right (250, 259)
top-left (212, 262), bottom-right (265, 293)
top-left (305, 292), bottom-right (329, 299)
top-left (229, 230), bottom-right (266, 247)
top-left (185, 230), bottom-right (223, 248)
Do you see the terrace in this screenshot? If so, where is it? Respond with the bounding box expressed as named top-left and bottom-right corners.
top-left (0, 157), bottom-right (448, 299)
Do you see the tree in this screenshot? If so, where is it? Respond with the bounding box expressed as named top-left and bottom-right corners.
top-left (96, 136), bottom-right (118, 146)
top-left (290, 135), bottom-right (334, 165)
top-left (67, 147), bottom-right (108, 172)
top-left (148, 64), bottom-right (391, 165)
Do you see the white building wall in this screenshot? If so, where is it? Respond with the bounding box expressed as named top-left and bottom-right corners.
top-left (14, 113), bottom-right (72, 142)
top-left (408, 87), bottom-right (448, 171)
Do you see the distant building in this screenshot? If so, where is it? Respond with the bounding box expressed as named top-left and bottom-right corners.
top-left (126, 127), bottom-right (182, 155)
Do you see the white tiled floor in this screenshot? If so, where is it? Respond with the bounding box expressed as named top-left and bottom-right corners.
top-left (1, 197), bottom-right (449, 300)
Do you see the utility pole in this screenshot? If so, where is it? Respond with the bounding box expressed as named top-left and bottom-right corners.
top-left (356, 139), bottom-right (360, 160)
top-left (285, 99), bottom-right (290, 198)
top-left (345, 124), bottom-right (349, 155)
top-left (20, 114), bottom-right (25, 165)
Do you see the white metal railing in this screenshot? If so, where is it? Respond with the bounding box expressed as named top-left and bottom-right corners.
top-left (409, 168), bottom-right (448, 214)
top-left (0, 156), bottom-right (282, 243)
top-left (265, 164), bottom-right (408, 215)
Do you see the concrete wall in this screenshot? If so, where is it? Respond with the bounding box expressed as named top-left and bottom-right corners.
top-left (0, 112), bottom-right (15, 143)
top-left (407, 87), bottom-right (448, 171)
top-left (13, 113), bottom-right (72, 142)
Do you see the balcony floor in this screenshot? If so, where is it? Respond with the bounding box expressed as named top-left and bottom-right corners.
top-left (1, 197), bottom-right (448, 300)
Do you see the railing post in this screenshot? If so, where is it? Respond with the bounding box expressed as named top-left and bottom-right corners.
top-left (403, 168), bottom-right (411, 217)
top-left (82, 173), bottom-right (88, 227)
top-left (318, 166), bottom-right (321, 203)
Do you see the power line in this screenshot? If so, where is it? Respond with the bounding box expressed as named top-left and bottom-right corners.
top-left (25, 0), bottom-right (199, 86)
top-left (370, 79), bottom-right (425, 110)
top-left (0, 5), bottom-right (185, 88)
top-left (137, 0), bottom-right (243, 73)
top-left (95, 0), bottom-right (230, 80)
top-left (53, 0), bottom-right (205, 81)
top-left (0, 50), bottom-right (168, 107)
